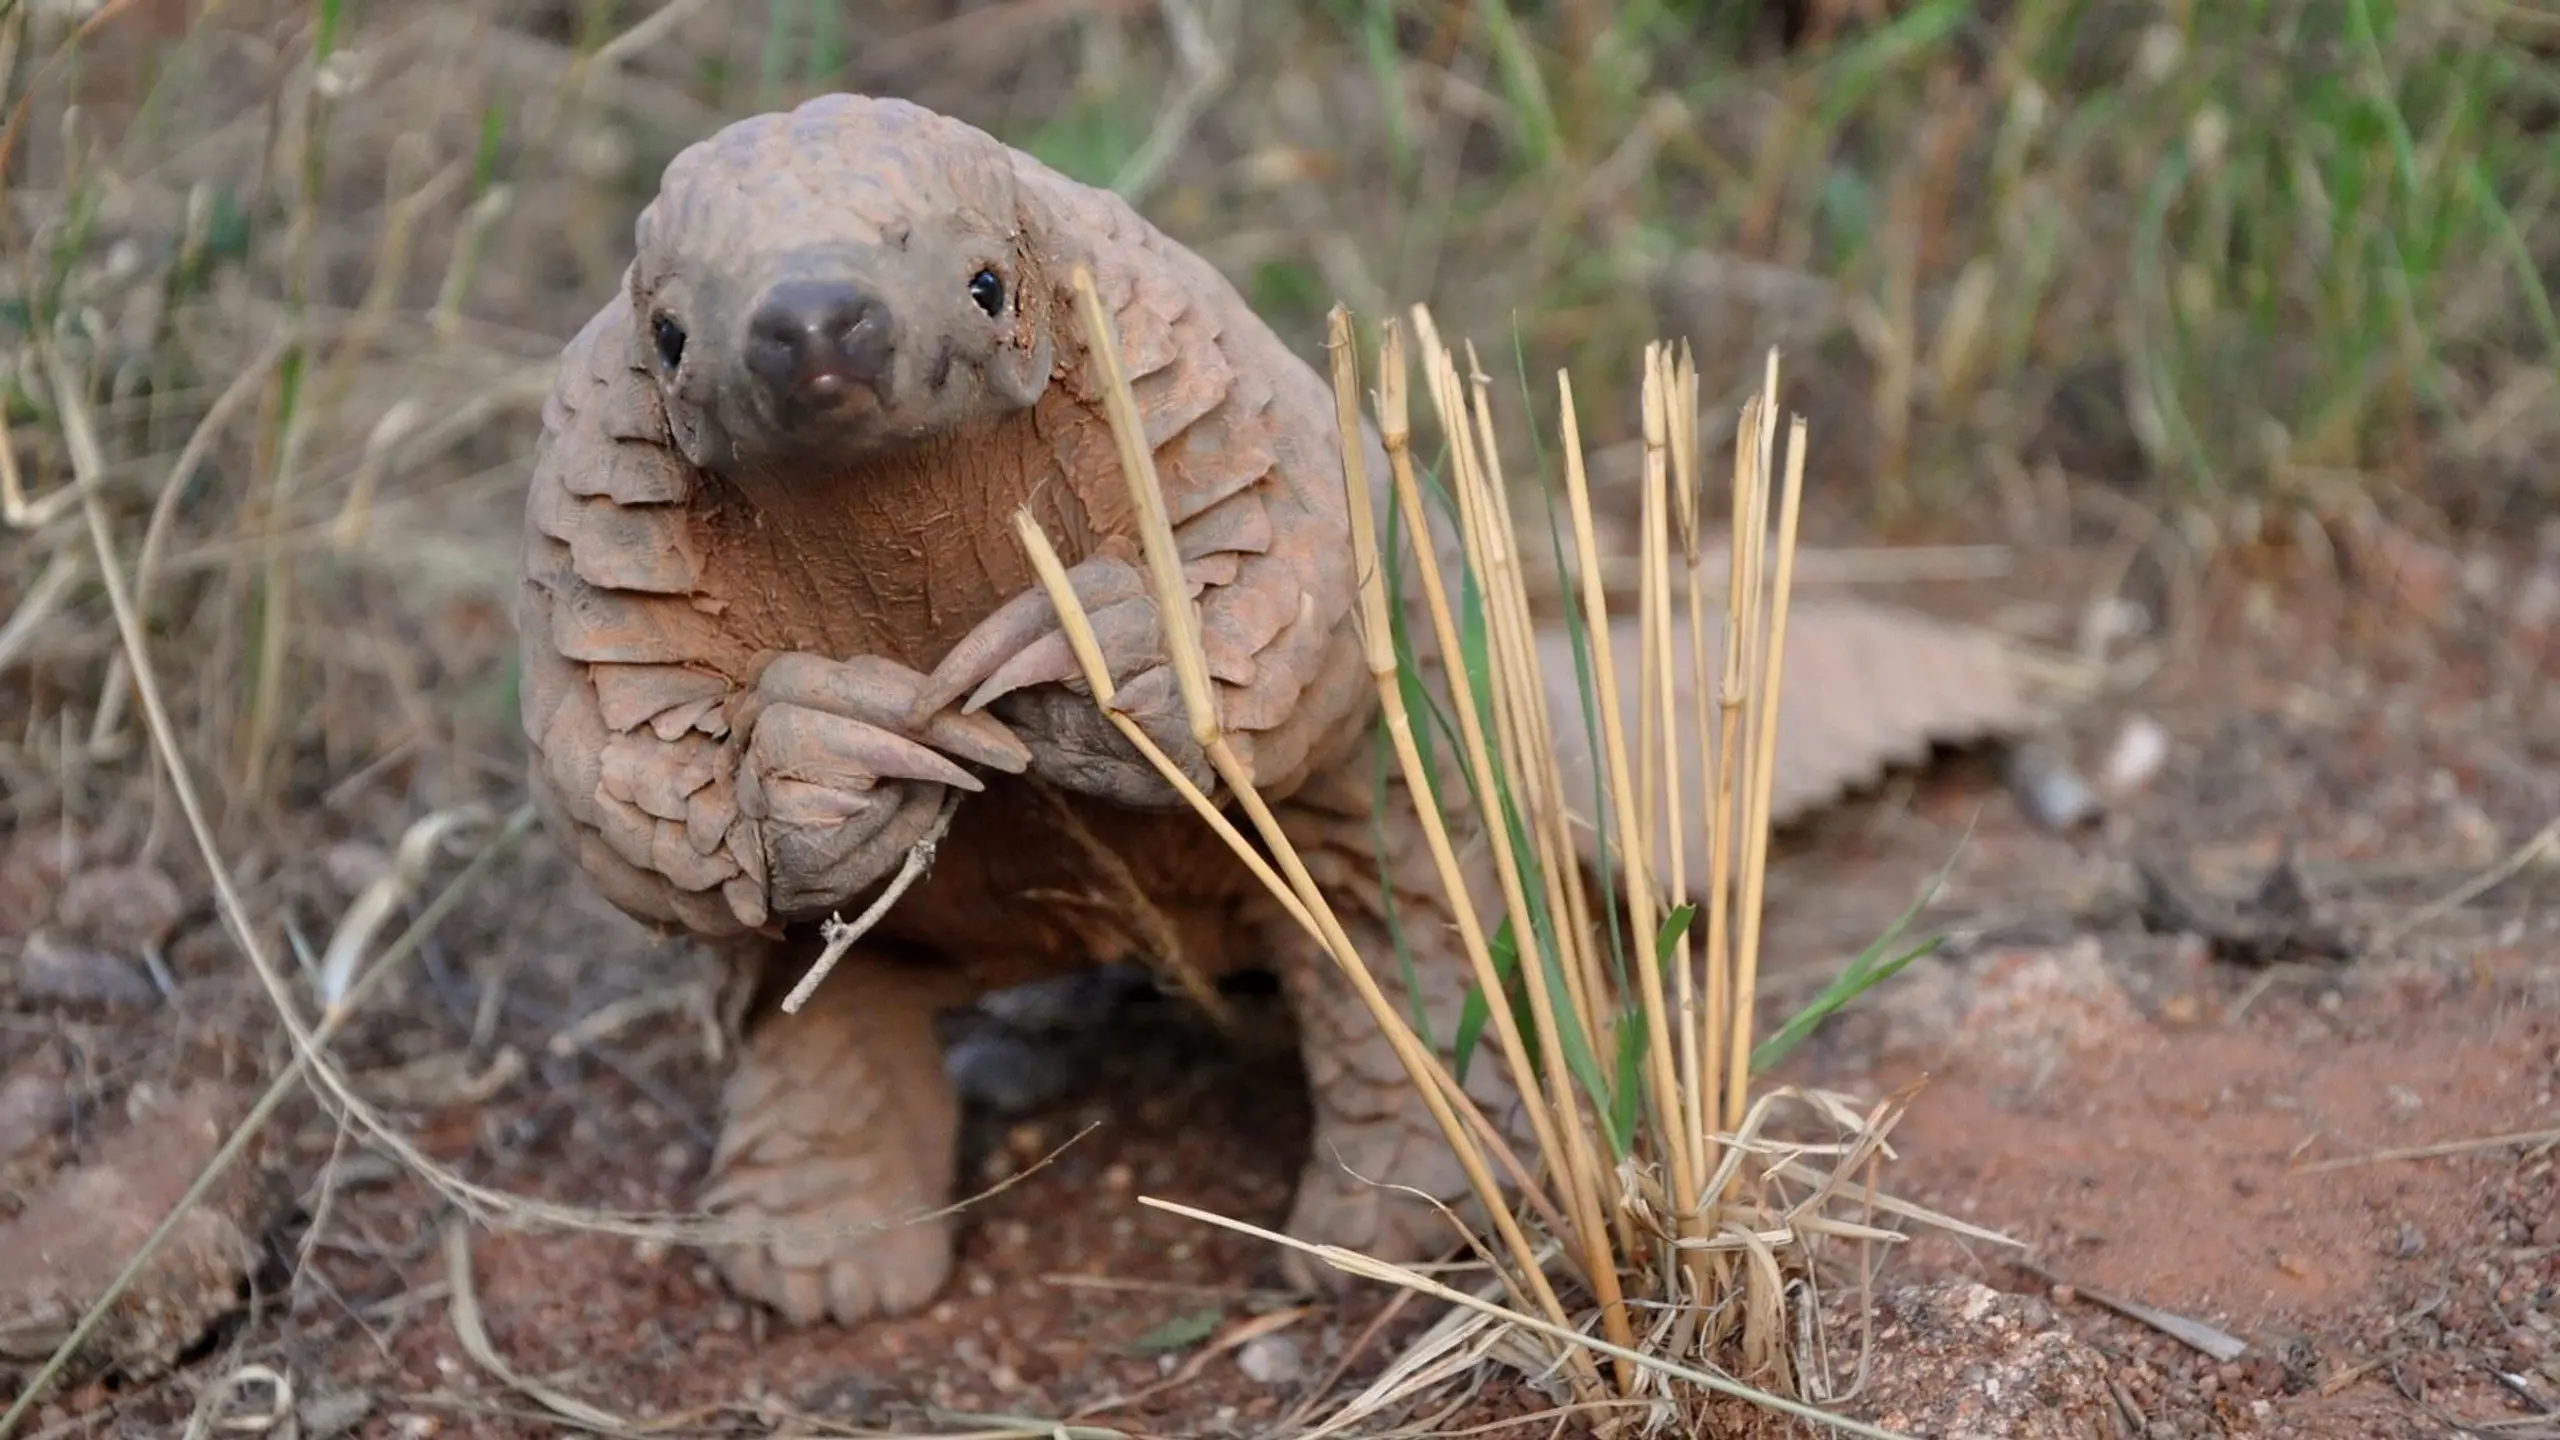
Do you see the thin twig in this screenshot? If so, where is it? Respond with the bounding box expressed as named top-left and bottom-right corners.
top-left (2296, 1125), bottom-right (2560, 1173)
top-left (442, 1222), bottom-right (642, 1436)
top-left (1028, 777), bottom-right (1235, 1030)
top-left (779, 789), bottom-right (963, 1014)
top-left (2363, 814), bottom-right (2560, 956)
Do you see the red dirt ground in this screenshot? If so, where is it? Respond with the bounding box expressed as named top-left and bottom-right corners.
top-left (6, 528), bottom-right (2559, 1439)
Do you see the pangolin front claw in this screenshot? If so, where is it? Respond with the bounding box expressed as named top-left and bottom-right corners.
top-left (961, 594), bottom-right (1164, 715)
top-left (748, 703), bottom-right (985, 796)
top-left (758, 652), bottom-right (1031, 774)
top-left (915, 554), bottom-right (1152, 722)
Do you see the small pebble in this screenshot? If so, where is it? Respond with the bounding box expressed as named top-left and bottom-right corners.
top-left (298, 1389), bottom-right (375, 1440)
top-left (2002, 741), bottom-right (2104, 832)
top-left (55, 864), bottom-right (185, 947)
top-left (793, 1363), bottom-right (875, 1414)
top-left (17, 931), bottom-right (159, 1008)
top-left (1238, 1333), bottom-right (1306, 1386)
top-left (0, 1066), bottom-right (69, 1163)
top-left (2079, 596), bottom-right (2153, 655)
top-left (2099, 715), bottom-right (2171, 795)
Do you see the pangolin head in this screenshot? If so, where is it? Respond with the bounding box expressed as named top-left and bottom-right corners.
top-left (628, 93), bottom-right (1065, 475)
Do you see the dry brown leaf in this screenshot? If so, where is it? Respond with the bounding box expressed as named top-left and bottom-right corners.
top-left (0, 1083), bottom-right (275, 1388)
top-left (1541, 599), bottom-right (2049, 895)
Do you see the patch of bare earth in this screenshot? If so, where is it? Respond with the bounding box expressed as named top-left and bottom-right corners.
top-left (8, 533), bottom-right (2560, 1439)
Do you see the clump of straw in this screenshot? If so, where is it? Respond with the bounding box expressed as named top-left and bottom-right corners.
top-left (1016, 271), bottom-right (2012, 1437)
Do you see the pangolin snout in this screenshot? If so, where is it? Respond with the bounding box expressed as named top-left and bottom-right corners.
top-left (744, 279), bottom-right (895, 412)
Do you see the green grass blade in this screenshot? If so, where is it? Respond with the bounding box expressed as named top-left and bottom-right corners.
top-left (1750, 826), bottom-right (1968, 1076)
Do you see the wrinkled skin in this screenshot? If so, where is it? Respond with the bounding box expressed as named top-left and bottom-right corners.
top-left (517, 93), bottom-right (1526, 1324)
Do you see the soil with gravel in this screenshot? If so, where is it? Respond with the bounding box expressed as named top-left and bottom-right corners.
top-left (5, 523), bottom-right (2558, 1440)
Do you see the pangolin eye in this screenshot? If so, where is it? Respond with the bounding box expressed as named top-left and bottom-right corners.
top-left (966, 268), bottom-right (1005, 318)
top-left (650, 313), bottom-right (686, 370)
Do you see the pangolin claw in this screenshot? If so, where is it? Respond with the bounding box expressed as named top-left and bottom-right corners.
top-left (758, 652), bottom-right (1032, 774)
top-left (960, 594), bottom-right (1165, 716)
top-left (750, 703), bottom-right (985, 793)
top-left (915, 556), bottom-right (1153, 724)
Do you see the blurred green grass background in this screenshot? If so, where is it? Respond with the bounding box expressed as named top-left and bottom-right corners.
top-left (2, 0), bottom-right (2553, 815)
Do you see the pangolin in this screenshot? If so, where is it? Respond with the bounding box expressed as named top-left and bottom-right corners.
top-left (516, 92), bottom-right (1523, 1325)
top-left (517, 92), bottom-right (2053, 1327)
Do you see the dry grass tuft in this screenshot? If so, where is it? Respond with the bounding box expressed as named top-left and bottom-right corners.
top-left (1018, 271), bottom-right (2019, 1435)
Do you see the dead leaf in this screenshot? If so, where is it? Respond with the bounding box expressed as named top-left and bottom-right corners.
top-left (1542, 598), bottom-right (2058, 895)
top-left (0, 1083), bottom-right (276, 1388)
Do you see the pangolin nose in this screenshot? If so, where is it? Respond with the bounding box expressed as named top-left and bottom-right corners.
top-left (744, 280), bottom-right (894, 407)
